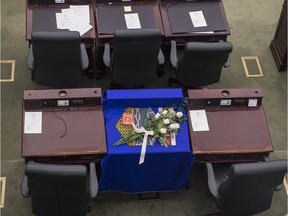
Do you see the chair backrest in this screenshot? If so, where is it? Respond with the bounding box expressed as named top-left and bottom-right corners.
top-left (25, 162), bottom-right (90, 216)
top-left (218, 160), bottom-right (287, 216)
top-left (111, 28), bottom-right (162, 87)
top-left (176, 41), bottom-right (232, 87)
top-left (32, 31), bottom-right (82, 88)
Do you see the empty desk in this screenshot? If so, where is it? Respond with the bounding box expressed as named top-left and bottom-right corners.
top-left (187, 88), bottom-right (273, 163)
top-left (94, 1), bottom-right (164, 76)
top-left (25, 0), bottom-right (96, 77)
top-left (159, 0), bottom-right (230, 45)
top-left (22, 88), bottom-right (107, 164)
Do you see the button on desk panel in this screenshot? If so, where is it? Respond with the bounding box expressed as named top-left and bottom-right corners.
top-left (160, 0), bottom-right (230, 45)
top-left (25, 1), bottom-right (96, 77)
top-left (22, 88), bottom-right (107, 164)
top-left (187, 88), bottom-right (273, 163)
top-left (99, 89), bottom-right (194, 193)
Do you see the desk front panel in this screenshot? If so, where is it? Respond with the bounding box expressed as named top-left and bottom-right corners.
top-left (99, 89), bottom-right (194, 193)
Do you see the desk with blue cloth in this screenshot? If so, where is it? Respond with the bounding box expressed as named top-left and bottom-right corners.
top-left (99, 88), bottom-right (194, 193)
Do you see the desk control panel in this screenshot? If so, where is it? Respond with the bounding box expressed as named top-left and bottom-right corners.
top-left (188, 88), bottom-right (263, 109)
top-left (28, 0), bottom-right (90, 5)
top-left (24, 89), bottom-right (101, 110)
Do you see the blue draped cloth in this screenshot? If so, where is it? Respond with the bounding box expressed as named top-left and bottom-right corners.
top-left (99, 89), bottom-right (194, 193)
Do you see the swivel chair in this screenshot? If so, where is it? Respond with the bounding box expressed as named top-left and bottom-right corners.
top-left (169, 40), bottom-right (232, 88)
top-left (205, 160), bottom-right (287, 216)
top-left (21, 162), bottom-right (98, 216)
top-left (27, 31), bottom-right (89, 88)
top-left (103, 28), bottom-right (164, 88)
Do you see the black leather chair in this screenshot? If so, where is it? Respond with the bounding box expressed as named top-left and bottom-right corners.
top-left (27, 31), bottom-right (89, 88)
top-left (103, 28), bottom-right (164, 88)
top-left (169, 40), bottom-right (233, 88)
top-left (21, 162), bottom-right (98, 216)
top-left (205, 160), bottom-right (287, 216)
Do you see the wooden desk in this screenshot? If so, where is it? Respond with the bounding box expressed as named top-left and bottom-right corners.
top-left (159, 0), bottom-right (230, 45)
top-left (270, 0), bottom-right (287, 71)
top-left (94, 1), bottom-right (164, 76)
top-left (187, 88), bottom-right (273, 163)
top-left (25, 1), bottom-right (96, 77)
top-left (22, 88), bottom-right (107, 164)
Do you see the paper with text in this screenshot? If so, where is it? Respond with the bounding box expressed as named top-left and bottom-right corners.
top-left (24, 112), bottom-right (42, 134)
top-left (56, 5), bottom-right (92, 36)
top-left (189, 11), bottom-right (207, 28)
top-left (189, 110), bottom-right (209, 131)
top-left (124, 13), bottom-right (141, 29)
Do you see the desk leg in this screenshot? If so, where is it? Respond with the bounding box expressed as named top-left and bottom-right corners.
top-left (94, 45), bottom-right (105, 79)
top-left (86, 47), bottom-right (95, 79)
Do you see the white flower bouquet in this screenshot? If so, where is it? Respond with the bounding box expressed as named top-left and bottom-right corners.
top-left (114, 100), bottom-right (187, 147)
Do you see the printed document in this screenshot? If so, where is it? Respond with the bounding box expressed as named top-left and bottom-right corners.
top-left (189, 110), bottom-right (210, 131)
top-left (24, 112), bottom-right (42, 134)
top-left (124, 13), bottom-right (141, 29)
top-left (189, 11), bottom-right (207, 28)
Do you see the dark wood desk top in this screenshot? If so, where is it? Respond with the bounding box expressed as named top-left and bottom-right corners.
top-left (187, 88), bottom-right (273, 163)
top-left (22, 88), bottom-right (107, 164)
top-left (159, 0), bottom-right (230, 44)
top-left (94, 1), bottom-right (164, 44)
top-left (26, 1), bottom-right (96, 43)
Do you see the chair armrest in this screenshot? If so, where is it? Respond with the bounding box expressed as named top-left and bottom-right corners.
top-left (21, 175), bottom-right (30, 198)
top-left (223, 56), bottom-right (230, 68)
top-left (89, 162), bottom-right (98, 198)
top-left (80, 43), bottom-right (89, 70)
top-left (103, 43), bottom-right (111, 67)
top-left (158, 49), bottom-right (165, 65)
top-left (205, 162), bottom-right (221, 199)
top-left (170, 40), bottom-right (178, 68)
top-left (27, 44), bottom-right (34, 70)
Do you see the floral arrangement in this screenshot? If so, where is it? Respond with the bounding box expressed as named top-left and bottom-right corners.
top-left (114, 100), bottom-right (187, 147)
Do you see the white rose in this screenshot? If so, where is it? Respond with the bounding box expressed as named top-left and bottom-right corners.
top-left (163, 118), bottom-right (170, 125)
top-left (176, 112), bottom-right (183, 118)
top-left (169, 123), bottom-right (180, 129)
top-left (155, 113), bottom-right (161, 119)
top-left (160, 128), bottom-right (167, 134)
top-left (162, 110), bottom-right (168, 115)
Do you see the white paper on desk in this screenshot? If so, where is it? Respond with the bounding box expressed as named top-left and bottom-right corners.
top-left (124, 13), bottom-right (141, 29)
top-left (189, 110), bottom-right (210, 131)
top-left (24, 112), bottom-right (42, 134)
top-left (56, 13), bottom-right (70, 29)
top-left (70, 5), bottom-right (90, 24)
top-left (189, 11), bottom-right (207, 28)
top-left (69, 22), bottom-right (92, 36)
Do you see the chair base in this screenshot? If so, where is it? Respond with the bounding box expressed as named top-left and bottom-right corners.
top-left (110, 82), bottom-right (144, 89)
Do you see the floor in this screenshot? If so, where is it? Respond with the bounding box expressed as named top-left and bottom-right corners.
top-left (0, 0), bottom-right (287, 215)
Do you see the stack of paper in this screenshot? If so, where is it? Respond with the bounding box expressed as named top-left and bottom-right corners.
top-left (56, 5), bottom-right (92, 36)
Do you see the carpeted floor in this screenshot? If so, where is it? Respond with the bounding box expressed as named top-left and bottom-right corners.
top-left (1, 0), bottom-right (287, 215)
